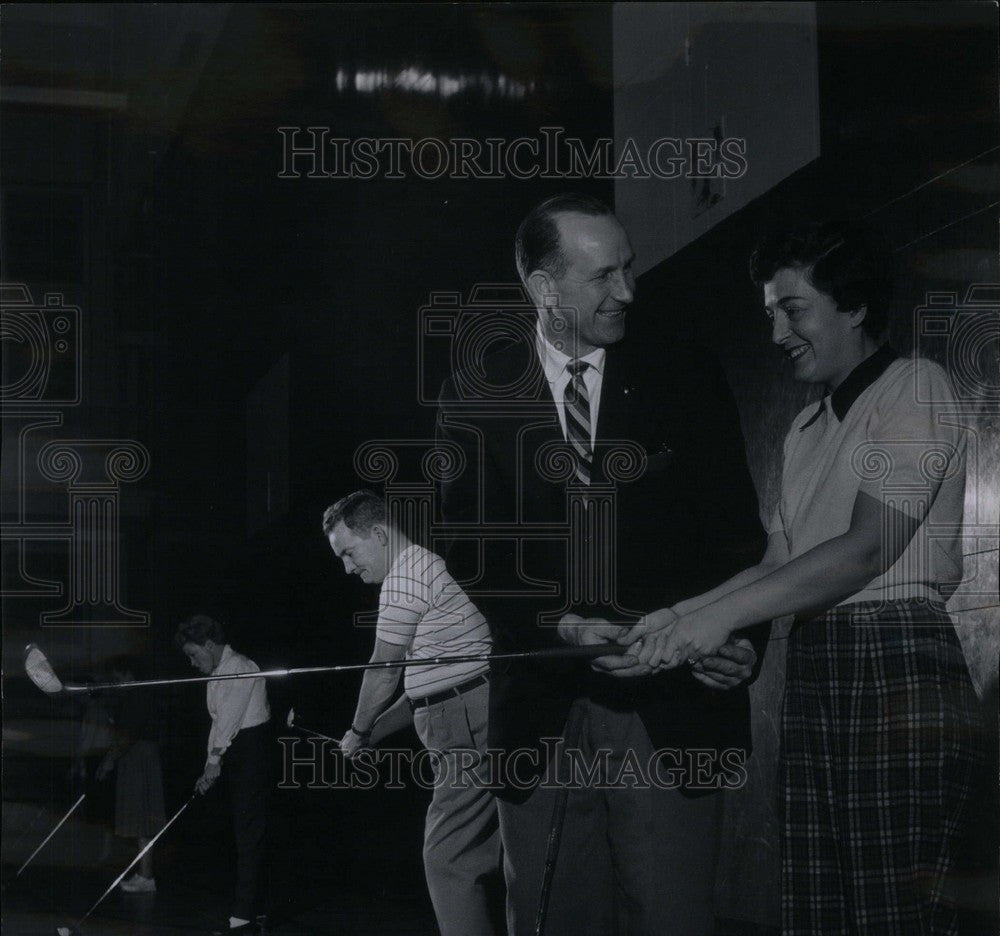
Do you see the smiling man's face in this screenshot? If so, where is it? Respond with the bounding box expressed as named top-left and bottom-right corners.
top-left (328, 521), bottom-right (389, 585)
top-left (537, 211), bottom-right (636, 356)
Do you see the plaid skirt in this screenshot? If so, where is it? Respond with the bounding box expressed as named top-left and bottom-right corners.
top-left (115, 739), bottom-right (166, 838)
top-left (781, 600), bottom-right (984, 935)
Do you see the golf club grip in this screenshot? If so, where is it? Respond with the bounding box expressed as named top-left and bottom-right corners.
top-left (528, 643), bottom-right (626, 660)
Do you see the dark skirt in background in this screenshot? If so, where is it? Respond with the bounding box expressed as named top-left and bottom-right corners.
top-left (781, 599), bottom-right (985, 935)
top-left (115, 739), bottom-right (166, 838)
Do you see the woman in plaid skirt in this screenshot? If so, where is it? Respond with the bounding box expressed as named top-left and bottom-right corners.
top-left (95, 655), bottom-right (166, 893)
top-left (616, 221), bottom-right (984, 933)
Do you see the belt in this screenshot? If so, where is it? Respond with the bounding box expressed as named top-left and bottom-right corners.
top-left (409, 673), bottom-right (489, 710)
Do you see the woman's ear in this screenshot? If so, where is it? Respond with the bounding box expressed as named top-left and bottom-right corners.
top-left (848, 303), bottom-right (868, 328)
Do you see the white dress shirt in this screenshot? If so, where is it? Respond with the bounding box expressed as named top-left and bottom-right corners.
top-left (205, 644), bottom-right (270, 765)
top-left (534, 320), bottom-right (605, 448)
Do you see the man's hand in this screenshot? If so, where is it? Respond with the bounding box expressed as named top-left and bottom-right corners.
top-left (195, 760), bottom-right (221, 794)
top-left (598, 607), bottom-right (680, 678)
top-left (690, 637), bottom-right (757, 690)
top-left (558, 614), bottom-right (635, 672)
top-left (651, 606), bottom-right (733, 671)
top-left (339, 729), bottom-right (371, 760)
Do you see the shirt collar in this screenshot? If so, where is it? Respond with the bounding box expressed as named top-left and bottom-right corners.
top-left (800, 344), bottom-right (898, 430)
top-left (212, 643), bottom-right (234, 675)
top-left (535, 319), bottom-right (606, 384)
top-left (385, 542), bottom-right (421, 581)
top-left (831, 344), bottom-right (898, 420)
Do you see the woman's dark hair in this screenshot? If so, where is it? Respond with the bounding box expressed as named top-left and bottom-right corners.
top-left (749, 220), bottom-right (892, 338)
top-left (175, 613), bottom-right (226, 648)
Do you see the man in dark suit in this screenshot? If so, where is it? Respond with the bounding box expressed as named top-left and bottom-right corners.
top-left (436, 193), bottom-right (766, 935)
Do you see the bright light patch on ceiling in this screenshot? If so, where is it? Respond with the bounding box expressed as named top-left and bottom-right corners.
top-left (338, 68), bottom-right (531, 99)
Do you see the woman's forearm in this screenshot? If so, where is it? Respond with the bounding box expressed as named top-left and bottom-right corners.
top-left (707, 530), bottom-right (881, 633)
top-left (673, 561), bottom-right (780, 616)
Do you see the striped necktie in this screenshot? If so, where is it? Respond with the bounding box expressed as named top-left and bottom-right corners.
top-left (564, 359), bottom-right (592, 485)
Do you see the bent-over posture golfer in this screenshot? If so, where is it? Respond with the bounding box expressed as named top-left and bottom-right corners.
top-left (177, 614), bottom-right (271, 935)
top-left (325, 489), bottom-right (502, 936)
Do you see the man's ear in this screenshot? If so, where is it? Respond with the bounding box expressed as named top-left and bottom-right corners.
top-left (372, 524), bottom-right (388, 546)
top-left (525, 269), bottom-right (557, 312)
top-left (848, 304), bottom-right (868, 328)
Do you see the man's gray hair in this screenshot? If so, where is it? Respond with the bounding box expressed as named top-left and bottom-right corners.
top-left (514, 192), bottom-right (614, 284)
top-left (321, 489), bottom-right (387, 536)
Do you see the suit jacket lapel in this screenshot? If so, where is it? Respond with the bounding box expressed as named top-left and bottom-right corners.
top-left (487, 338), bottom-right (553, 406)
top-left (486, 341), bottom-right (564, 493)
top-left (592, 347), bottom-right (630, 484)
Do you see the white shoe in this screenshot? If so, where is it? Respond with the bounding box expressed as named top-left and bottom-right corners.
top-left (120, 873), bottom-right (156, 893)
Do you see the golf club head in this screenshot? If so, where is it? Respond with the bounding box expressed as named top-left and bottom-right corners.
top-left (24, 644), bottom-right (64, 695)
top-left (55, 925), bottom-right (81, 936)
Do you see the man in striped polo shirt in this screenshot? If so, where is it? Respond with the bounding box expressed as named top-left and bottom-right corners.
top-left (323, 489), bottom-right (501, 936)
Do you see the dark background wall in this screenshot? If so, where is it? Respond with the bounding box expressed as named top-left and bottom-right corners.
top-left (2, 3), bottom-right (997, 931)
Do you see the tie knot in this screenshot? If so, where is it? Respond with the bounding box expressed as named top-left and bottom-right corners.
top-left (567, 359), bottom-right (589, 377)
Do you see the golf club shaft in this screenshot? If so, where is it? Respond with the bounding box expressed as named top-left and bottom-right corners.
top-left (14, 792), bottom-right (86, 878)
top-left (80, 793), bottom-right (197, 924)
top-left (534, 701), bottom-right (587, 936)
top-left (60, 643), bottom-right (623, 693)
top-left (290, 723), bottom-right (342, 745)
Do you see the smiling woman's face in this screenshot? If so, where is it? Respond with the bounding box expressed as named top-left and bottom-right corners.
top-left (764, 266), bottom-right (866, 391)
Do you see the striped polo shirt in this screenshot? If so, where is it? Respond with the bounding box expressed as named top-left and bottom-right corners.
top-left (377, 543), bottom-right (491, 699)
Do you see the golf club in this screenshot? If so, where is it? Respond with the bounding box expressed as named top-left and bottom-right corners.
top-left (286, 708), bottom-right (342, 745)
top-left (11, 792), bottom-right (86, 882)
top-left (534, 701), bottom-right (587, 936)
top-left (25, 641), bottom-right (627, 696)
top-left (55, 791), bottom-right (198, 936)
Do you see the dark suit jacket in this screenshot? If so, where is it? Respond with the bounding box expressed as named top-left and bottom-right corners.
top-left (437, 329), bottom-right (766, 800)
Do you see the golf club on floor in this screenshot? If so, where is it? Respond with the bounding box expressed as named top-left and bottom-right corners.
top-left (10, 792), bottom-right (87, 883)
top-left (55, 791), bottom-right (199, 936)
top-left (25, 641), bottom-right (627, 696)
